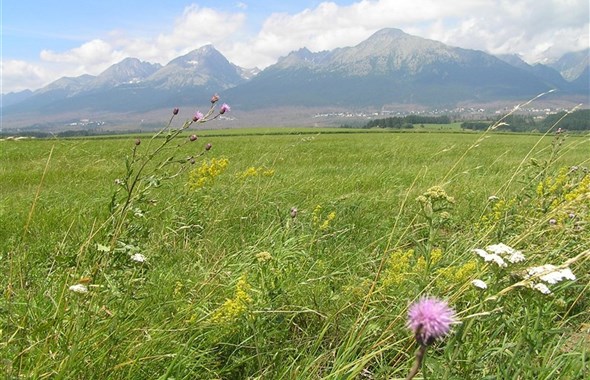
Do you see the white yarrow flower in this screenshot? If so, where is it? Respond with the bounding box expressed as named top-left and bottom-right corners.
top-left (473, 248), bottom-right (507, 267)
top-left (486, 243), bottom-right (526, 263)
top-left (532, 283), bottom-right (551, 295)
top-left (69, 284), bottom-right (88, 293)
top-left (471, 279), bottom-right (488, 289)
top-left (506, 250), bottom-right (526, 263)
top-left (526, 264), bottom-right (576, 284)
top-left (130, 253), bottom-right (146, 263)
top-left (486, 243), bottom-right (513, 255)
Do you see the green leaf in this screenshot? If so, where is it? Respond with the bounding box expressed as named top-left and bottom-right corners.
top-left (96, 243), bottom-right (111, 252)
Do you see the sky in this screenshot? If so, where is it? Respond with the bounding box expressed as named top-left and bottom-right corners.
top-left (1, 0), bottom-right (589, 94)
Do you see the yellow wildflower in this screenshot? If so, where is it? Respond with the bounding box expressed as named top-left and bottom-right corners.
top-left (237, 166), bottom-right (275, 180)
top-left (188, 157), bottom-right (229, 190)
top-left (210, 274), bottom-right (252, 324)
top-left (320, 211), bottom-right (336, 230)
top-left (256, 251), bottom-right (273, 263)
top-left (382, 249), bottom-right (413, 287)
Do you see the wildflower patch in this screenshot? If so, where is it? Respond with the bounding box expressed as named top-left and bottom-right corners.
top-left (188, 157), bottom-right (229, 190)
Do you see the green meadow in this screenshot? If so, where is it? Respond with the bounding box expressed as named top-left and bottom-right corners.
top-left (2, 126), bottom-right (589, 379)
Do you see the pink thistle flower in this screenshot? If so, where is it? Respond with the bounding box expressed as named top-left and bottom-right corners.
top-left (219, 103), bottom-right (230, 114)
top-left (407, 296), bottom-right (455, 346)
top-left (193, 111), bottom-right (204, 122)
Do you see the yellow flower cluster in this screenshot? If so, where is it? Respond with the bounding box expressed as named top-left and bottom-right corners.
top-left (478, 198), bottom-right (517, 228)
top-left (536, 167), bottom-right (589, 224)
top-left (381, 249), bottom-right (414, 287)
top-left (564, 173), bottom-right (590, 202)
top-left (320, 212), bottom-right (336, 230)
top-left (188, 157), bottom-right (229, 190)
top-left (415, 248), bottom-right (443, 273)
top-left (536, 167), bottom-right (569, 198)
top-left (210, 274), bottom-right (252, 324)
top-left (312, 205), bottom-right (336, 230)
top-left (436, 260), bottom-right (478, 290)
top-left (312, 205), bottom-right (323, 226)
top-left (237, 166), bottom-right (275, 180)
top-left (382, 248), bottom-right (478, 292)
top-left (256, 251), bottom-right (273, 263)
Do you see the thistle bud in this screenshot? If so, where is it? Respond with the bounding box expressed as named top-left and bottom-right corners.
top-left (189, 134), bottom-right (198, 141)
top-left (193, 111), bottom-right (204, 122)
top-left (135, 138), bottom-right (141, 146)
top-left (211, 94), bottom-right (220, 104)
top-left (205, 143), bottom-right (212, 151)
top-left (173, 107), bottom-right (179, 115)
top-left (220, 103), bottom-right (230, 114)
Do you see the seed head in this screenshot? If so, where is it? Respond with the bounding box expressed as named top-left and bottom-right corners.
top-left (189, 134), bottom-right (198, 141)
top-left (205, 143), bottom-right (212, 151)
top-left (135, 138), bottom-right (141, 146)
top-left (211, 94), bottom-right (220, 104)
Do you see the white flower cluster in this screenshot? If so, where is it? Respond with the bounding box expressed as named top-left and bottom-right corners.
top-left (471, 279), bottom-right (488, 289)
top-left (130, 253), bottom-right (147, 263)
top-left (473, 243), bottom-right (525, 268)
top-left (69, 284), bottom-right (88, 293)
top-left (525, 264), bottom-right (576, 295)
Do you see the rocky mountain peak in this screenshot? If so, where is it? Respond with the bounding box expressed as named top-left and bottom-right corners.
top-left (93, 58), bottom-right (161, 87)
top-left (148, 44), bottom-right (244, 89)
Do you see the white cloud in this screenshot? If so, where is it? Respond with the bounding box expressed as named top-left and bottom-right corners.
top-left (150, 5), bottom-right (245, 59)
top-left (2, 5), bottom-right (247, 93)
top-left (225, 0), bottom-right (588, 68)
top-left (39, 39), bottom-right (127, 79)
top-left (1, 60), bottom-right (49, 93)
top-left (41, 39), bottom-right (120, 64)
top-left (2, 0), bottom-right (588, 93)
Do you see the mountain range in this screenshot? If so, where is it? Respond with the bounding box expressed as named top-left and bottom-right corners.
top-left (2, 28), bottom-right (588, 130)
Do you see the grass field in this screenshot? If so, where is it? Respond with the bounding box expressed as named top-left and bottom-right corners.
top-left (2, 125), bottom-right (589, 379)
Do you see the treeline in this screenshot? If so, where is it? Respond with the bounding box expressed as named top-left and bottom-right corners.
top-left (0, 129), bottom-right (145, 138)
top-left (363, 115), bottom-right (451, 129)
top-left (461, 109), bottom-right (590, 132)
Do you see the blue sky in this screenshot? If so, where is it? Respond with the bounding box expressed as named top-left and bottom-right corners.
top-left (2, 0), bottom-right (589, 93)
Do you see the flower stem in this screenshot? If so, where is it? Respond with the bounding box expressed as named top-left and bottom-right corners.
top-left (406, 344), bottom-right (427, 380)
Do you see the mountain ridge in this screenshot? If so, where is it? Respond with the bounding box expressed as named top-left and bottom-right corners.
top-left (2, 28), bottom-right (588, 129)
